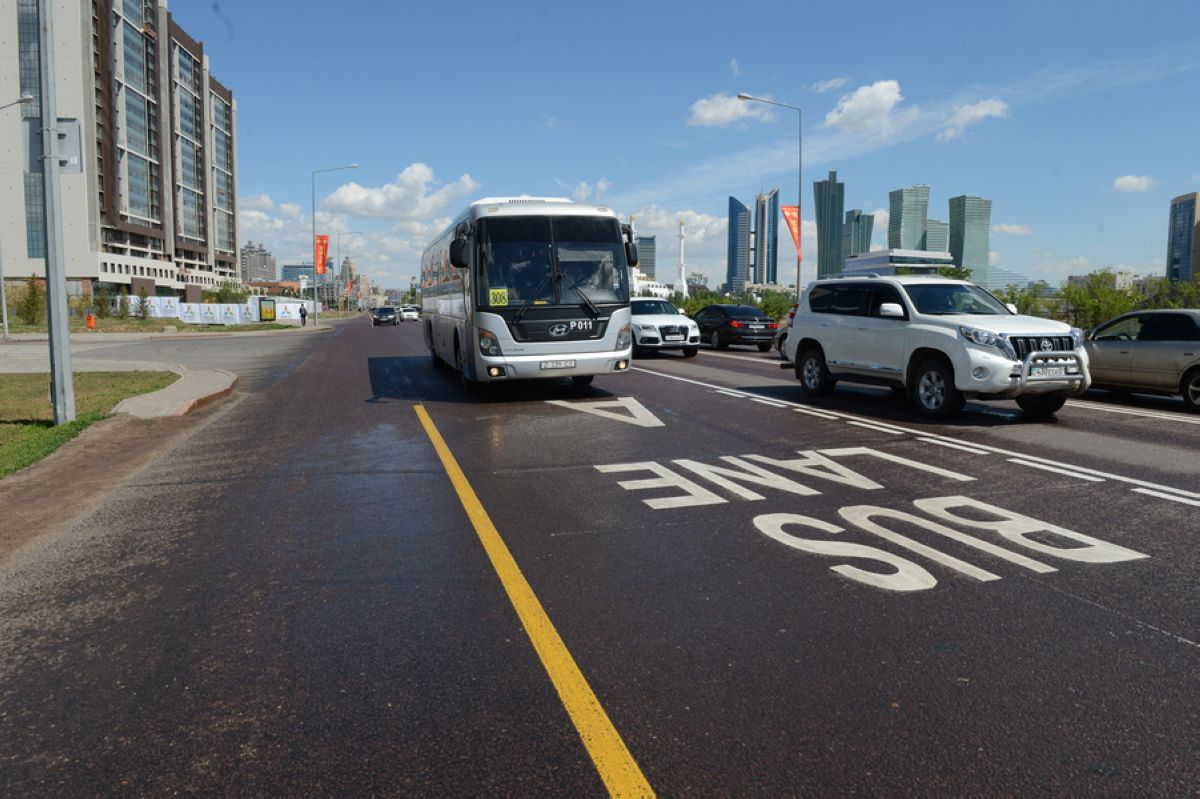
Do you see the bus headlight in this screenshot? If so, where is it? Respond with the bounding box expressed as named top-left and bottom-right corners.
top-left (479, 329), bottom-right (503, 357)
top-left (616, 323), bottom-right (632, 350)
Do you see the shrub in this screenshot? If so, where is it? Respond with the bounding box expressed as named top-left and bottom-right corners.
top-left (17, 275), bottom-right (45, 325)
top-left (136, 285), bottom-right (151, 320)
top-left (117, 287), bottom-right (130, 320)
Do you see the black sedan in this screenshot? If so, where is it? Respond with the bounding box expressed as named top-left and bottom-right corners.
top-left (370, 306), bottom-right (399, 326)
top-left (1084, 309), bottom-right (1200, 410)
top-left (692, 304), bottom-right (779, 351)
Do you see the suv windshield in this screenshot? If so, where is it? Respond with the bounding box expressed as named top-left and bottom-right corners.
top-left (903, 283), bottom-right (1009, 315)
top-left (477, 215), bottom-right (630, 310)
top-left (632, 300), bottom-right (676, 315)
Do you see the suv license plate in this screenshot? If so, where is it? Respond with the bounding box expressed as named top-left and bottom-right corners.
top-left (540, 359), bottom-right (576, 370)
top-left (1033, 366), bottom-right (1066, 377)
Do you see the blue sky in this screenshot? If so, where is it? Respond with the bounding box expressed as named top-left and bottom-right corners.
top-left (175, 0), bottom-right (1200, 291)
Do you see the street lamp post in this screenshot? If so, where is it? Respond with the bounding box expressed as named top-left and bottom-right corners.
top-left (737, 92), bottom-right (803, 296)
top-left (311, 163), bottom-right (359, 328)
top-left (0, 94), bottom-right (35, 339)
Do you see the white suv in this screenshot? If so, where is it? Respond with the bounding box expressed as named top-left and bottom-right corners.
top-left (782, 275), bottom-right (1090, 419)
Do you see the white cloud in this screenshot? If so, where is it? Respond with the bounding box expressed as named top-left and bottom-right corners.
top-left (1113, 175), bottom-right (1155, 192)
top-left (810, 77), bottom-right (850, 93)
top-left (570, 178), bottom-right (612, 202)
top-left (325, 163), bottom-right (480, 219)
top-left (990, 251), bottom-right (1001, 266)
top-left (629, 205), bottom-right (728, 285)
top-left (240, 193), bottom-right (275, 212)
top-left (822, 80), bottom-right (919, 142)
top-left (687, 93), bottom-right (775, 127)
top-left (542, 114), bottom-right (560, 131)
top-left (729, 59), bottom-right (741, 77)
top-left (935, 99), bottom-right (1009, 142)
top-left (869, 208), bottom-right (889, 249)
top-left (993, 223), bottom-right (1032, 235)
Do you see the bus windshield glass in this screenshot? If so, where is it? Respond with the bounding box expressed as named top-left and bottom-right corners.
top-left (478, 215), bottom-right (629, 310)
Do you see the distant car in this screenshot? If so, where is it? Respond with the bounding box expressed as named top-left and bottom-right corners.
top-left (692, 304), bottom-right (778, 351)
top-left (630, 298), bottom-right (700, 357)
top-left (370, 306), bottom-right (398, 326)
top-left (774, 304), bottom-right (799, 359)
top-left (1084, 309), bottom-right (1200, 410)
top-left (399, 306), bottom-right (420, 322)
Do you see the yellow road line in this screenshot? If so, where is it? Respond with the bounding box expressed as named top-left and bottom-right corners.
top-left (415, 404), bottom-right (654, 798)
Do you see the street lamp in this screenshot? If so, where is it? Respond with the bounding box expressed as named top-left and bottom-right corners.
top-left (335, 231), bottom-right (362, 314)
top-left (0, 94), bottom-right (35, 339)
top-left (311, 163), bottom-right (359, 327)
top-left (737, 92), bottom-right (803, 295)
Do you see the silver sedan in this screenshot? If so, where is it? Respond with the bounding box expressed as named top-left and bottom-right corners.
top-left (1084, 309), bottom-right (1200, 410)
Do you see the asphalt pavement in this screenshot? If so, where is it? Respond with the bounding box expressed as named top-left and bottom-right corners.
top-left (0, 325), bottom-right (330, 417)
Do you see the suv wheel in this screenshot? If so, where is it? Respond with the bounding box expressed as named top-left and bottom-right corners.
top-left (797, 346), bottom-right (835, 397)
top-left (1182, 367), bottom-right (1200, 412)
top-left (911, 359), bottom-right (964, 419)
top-left (1016, 394), bottom-right (1067, 419)
top-left (682, 346), bottom-right (698, 358)
top-left (710, 330), bottom-right (726, 350)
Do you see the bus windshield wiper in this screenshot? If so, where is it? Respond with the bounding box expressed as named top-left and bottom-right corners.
top-left (562, 275), bottom-right (600, 318)
top-left (512, 273), bottom-right (552, 325)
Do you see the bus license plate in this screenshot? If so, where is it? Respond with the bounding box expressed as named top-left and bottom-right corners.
top-left (1032, 365), bottom-right (1066, 377)
top-left (540, 359), bottom-right (576, 371)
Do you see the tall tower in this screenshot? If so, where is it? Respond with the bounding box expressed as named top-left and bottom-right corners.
top-left (888, 186), bottom-right (930, 250)
top-left (676, 219), bottom-right (688, 298)
top-left (727, 197), bottom-right (751, 293)
top-left (814, 171), bottom-right (845, 278)
top-left (1167, 193), bottom-right (1200, 282)
top-left (842, 209), bottom-right (874, 258)
top-left (949, 195), bottom-right (993, 283)
top-left (925, 219), bottom-right (950, 252)
top-left (753, 187), bottom-right (780, 284)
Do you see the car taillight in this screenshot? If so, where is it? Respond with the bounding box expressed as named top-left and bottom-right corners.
top-left (728, 320), bottom-right (743, 328)
top-left (767, 322), bottom-right (778, 329)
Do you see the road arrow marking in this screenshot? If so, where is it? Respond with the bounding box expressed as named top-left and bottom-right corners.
top-left (546, 397), bottom-right (665, 427)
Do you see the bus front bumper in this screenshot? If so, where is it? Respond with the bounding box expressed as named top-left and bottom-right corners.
top-left (477, 349), bottom-right (633, 381)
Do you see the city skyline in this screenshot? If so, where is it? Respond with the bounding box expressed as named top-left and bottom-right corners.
top-left (7, 1), bottom-right (1195, 294)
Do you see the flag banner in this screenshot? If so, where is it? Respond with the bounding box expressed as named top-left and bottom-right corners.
top-left (782, 206), bottom-right (803, 261)
top-left (314, 234), bottom-right (330, 275)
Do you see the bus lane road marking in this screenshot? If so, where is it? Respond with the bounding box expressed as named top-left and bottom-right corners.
top-left (631, 365), bottom-right (1200, 503)
top-left (415, 405), bottom-right (654, 798)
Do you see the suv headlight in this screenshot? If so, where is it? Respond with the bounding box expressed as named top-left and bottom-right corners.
top-left (959, 325), bottom-right (1017, 359)
top-left (1070, 327), bottom-right (1084, 348)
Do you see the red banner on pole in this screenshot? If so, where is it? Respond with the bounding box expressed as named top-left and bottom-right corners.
top-left (314, 234), bottom-right (330, 275)
top-left (782, 206), bottom-right (803, 261)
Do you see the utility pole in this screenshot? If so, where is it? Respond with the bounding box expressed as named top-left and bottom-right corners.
top-left (38, 0), bottom-right (74, 423)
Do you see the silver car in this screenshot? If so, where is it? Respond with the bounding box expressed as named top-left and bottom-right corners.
top-left (1084, 309), bottom-right (1200, 410)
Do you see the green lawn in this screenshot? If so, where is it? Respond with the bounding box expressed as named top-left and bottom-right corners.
top-left (0, 371), bottom-right (178, 478)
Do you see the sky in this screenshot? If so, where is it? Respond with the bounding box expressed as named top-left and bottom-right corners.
top-left (172, 0), bottom-right (1200, 292)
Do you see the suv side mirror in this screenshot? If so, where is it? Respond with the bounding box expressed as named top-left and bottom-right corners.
top-left (879, 302), bottom-right (905, 319)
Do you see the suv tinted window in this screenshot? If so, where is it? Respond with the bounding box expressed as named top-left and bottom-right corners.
top-left (867, 285), bottom-right (906, 318)
top-left (808, 285), bottom-right (835, 313)
top-left (829, 286), bottom-right (868, 315)
top-left (1139, 314), bottom-right (1200, 342)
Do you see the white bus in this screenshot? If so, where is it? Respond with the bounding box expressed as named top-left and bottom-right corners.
top-left (421, 197), bottom-right (637, 387)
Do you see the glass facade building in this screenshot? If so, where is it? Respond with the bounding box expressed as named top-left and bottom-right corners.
top-left (949, 195), bottom-right (992, 283)
top-left (814, 171), bottom-right (845, 278)
top-left (1167, 193), bottom-right (1199, 282)
top-left (635, 235), bottom-right (657, 279)
top-left (842, 209), bottom-right (874, 259)
top-left (925, 219), bottom-right (949, 252)
top-left (888, 185), bottom-right (930, 250)
top-left (754, 187), bottom-right (779, 284)
top-left (727, 197), bottom-right (751, 292)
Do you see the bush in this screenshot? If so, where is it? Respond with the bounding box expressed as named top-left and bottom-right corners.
top-left (117, 287), bottom-right (130, 320)
top-left (94, 285), bottom-right (111, 318)
top-left (136, 285), bottom-right (151, 320)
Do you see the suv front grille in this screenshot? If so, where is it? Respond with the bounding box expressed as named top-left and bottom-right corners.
top-left (1009, 335), bottom-right (1074, 359)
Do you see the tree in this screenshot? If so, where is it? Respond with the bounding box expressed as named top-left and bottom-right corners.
top-left (993, 281), bottom-right (1052, 317)
top-left (1057, 269), bottom-right (1136, 329)
top-left (94, 285), bottom-right (112, 318)
top-left (117, 287), bottom-right (130, 320)
top-left (136, 285), bottom-right (152, 320)
top-left (204, 280), bottom-right (249, 304)
top-left (17, 274), bottom-right (45, 325)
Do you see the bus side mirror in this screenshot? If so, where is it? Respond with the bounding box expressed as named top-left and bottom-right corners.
top-left (625, 241), bottom-right (639, 267)
top-left (449, 239), bottom-right (468, 269)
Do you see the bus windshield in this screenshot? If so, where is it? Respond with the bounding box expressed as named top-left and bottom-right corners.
top-left (477, 215), bottom-right (629, 310)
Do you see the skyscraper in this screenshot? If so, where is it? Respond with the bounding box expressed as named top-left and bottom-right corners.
top-left (1167, 193), bottom-right (1200, 282)
top-left (241, 242), bottom-right (277, 282)
top-left (888, 186), bottom-right (930, 250)
top-left (814, 171), bottom-right (845, 278)
top-left (727, 197), bottom-right (751, 292)
top-left (949, 195), bottom-right (993, 282)
top-left (842, 209), bottom-right (874, 259)
top-left (636, 235), bottom-right (657, 279)
top-left (925, 219), bottom-right (950, 252)
top-left (754, 187), bottom-right (780, 284)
